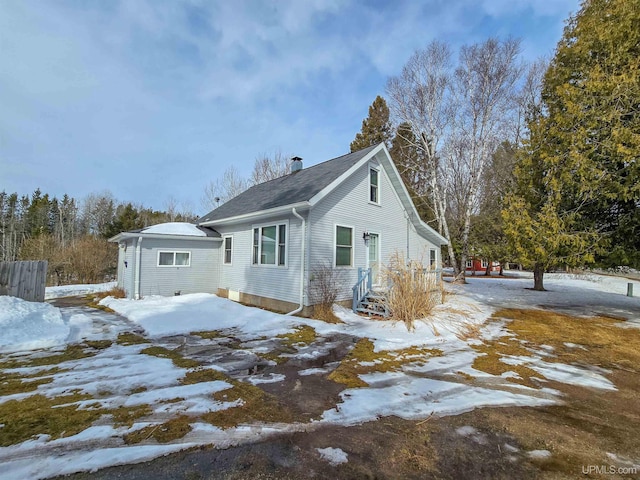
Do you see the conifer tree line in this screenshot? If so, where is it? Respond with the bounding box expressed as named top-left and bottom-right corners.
top-left (0, 189), bottom-right (196, 285)
top-left (351, 0), bottom-right (639, 289)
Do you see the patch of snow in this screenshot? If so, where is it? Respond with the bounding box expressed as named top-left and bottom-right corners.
top-left (1, 444), bottom-right (194, 480)
top-left (245, 373), bottom-right (286, 385)
top-left (529, 361), bottom-right (616, 391)
top-left (299, 366), bottom-right (334, 376)
top-left (320, 377), bottom-right (556, 426)
top-left (45, 282), bottom-right (116, 300)
top-left (142, 222), bottom-right (206, 236)
top-left (317, 447), bottom-right (348, 466)
top-left (0, 296), bottom-right (69, 353)
top-left (503, 443), bottom-right (519, 453)
top-left (458, 272), bottom-right (640, 323)
top-left (527, 449), bottom-right (552, 459)
top-left (455, 426), bottom-right (477, 436)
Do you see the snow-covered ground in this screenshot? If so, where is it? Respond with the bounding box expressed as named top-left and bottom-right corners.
top-left (0, 272), bottom-right (638, 479)
top-left (44, 282), bottom-right (116, 300)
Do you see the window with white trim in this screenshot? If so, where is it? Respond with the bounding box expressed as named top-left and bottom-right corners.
top-left (335, 225), bottom-right (353, 267)
top-left (481, 259), bottom-right (488, 268)
top-left (430, 249), bottom-right (437, 267)
top-left (369, 167), bottom-right (380, 204)
top-left (158, 251), bottom-right (191, 267)
top-left (223, 236), bottom-right (232, 264)
top-left (466, 259), bottom-right (473, 268)
top-left (252, 223), bottom-right (287, 266)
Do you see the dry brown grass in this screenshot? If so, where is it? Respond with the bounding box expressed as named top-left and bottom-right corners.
top-left (0, 368), bottom-right (59, 396)
top-left (463, 308), bottom-right (640, 477)
top-left (383, 252), bottom-right (443, 331)
top-left (495, 308), bottom-right (640, 372)
top-left (93, 287), bottom-right (126, 300)
top-left (124, 415), bottom-right (193, 444)
top-left (140, 346), bottom-right (200, 369)
top-left (311, 303), bottom-right (343, 324)
top-left (277, 325), bottom-right (317, 347)
top-left (328, 338), bottom-right (443, 388)
top-left (116, 332), bottom-right (149, 346)
top-left (205, 379), bottom-right (293, 428)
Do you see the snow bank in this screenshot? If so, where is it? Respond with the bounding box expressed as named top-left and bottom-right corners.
top-left (0, 296), bottom-right (68, 353)
top-left (101, 293), bottom-right (302, 338)
top-left (142, 222), bottom-right (206, 236)
top-left (45, 282), bottom-right (116, 300)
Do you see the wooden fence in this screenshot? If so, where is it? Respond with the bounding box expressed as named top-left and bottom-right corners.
top-left (0, 261), bottom-right (48, 302)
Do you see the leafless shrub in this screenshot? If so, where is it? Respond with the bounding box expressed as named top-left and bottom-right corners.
top-left (69, 236), bottom-right (117, 284)
top-left (382, 251), bottom-right (443, 331)
top-left (308, 262), bottom-right (344, 323)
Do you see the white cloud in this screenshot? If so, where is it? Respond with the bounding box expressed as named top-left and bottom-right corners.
top-left (0, 0), bottom-right (580, 210)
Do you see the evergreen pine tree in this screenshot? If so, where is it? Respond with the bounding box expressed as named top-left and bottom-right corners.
top-left (350, 95), bottom-right (393, 152)
top-left (389, 122), bottom-right (435, 224)
top-left (502, 0), bottom-right (640, 288)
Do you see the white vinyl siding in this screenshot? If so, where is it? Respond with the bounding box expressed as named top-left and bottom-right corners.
top-left (215, 215), bottom-right (302, 305)
top-left (133, 239), bottom-right (219, 298)
top-left (308, 153), bottom-right (440, 304)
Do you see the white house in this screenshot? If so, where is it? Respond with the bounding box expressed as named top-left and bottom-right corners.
top-left (110, 143), bottom-right (448, 314)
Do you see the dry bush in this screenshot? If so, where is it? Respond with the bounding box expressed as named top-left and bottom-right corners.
top-left (19, 233), bottom-right (70, 285)
top-left (383, 251), bottom-right (443, 331)
top-left (307, 262), bottom-right (344, 323)
top-left (69, 236), bottom-right (117, 284)
top-left (93, 286), bottom-right (126, 300)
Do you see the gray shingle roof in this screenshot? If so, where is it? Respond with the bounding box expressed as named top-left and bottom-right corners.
top-left (198, 145), bottom-right (379, 224)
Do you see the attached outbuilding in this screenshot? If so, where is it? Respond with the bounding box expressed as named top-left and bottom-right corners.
top-left (109, 223), bottom-right (221, 299)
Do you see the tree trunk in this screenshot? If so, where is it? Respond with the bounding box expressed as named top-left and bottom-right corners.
top-left (484, 260), bottom-right (491, 276)
top-left (533, 263), bottom-right (545, 291)
top-left (454, 253), bottom-right (467, 283)
top-left (499, 263), bottom-right (504, 276)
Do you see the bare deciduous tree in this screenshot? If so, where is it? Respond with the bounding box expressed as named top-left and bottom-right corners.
top-left (201, 151), bottom-right (293, 212)
top-left (387, 38), bottom-right (525, 281)
top-left (449, 38), bottom-right (523, 280)
top-left (250, 150), bottom-right (291, 185)
top-left (201, 166), bottom-right (250, 211)
top-left (386, 40), bottom-right (458, 274)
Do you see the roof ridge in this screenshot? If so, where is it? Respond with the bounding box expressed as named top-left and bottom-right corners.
top-left (246, 143), bottom-right (379, 190)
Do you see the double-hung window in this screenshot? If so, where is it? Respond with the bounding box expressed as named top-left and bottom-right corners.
top-left (158, 251), bottom-right (191, 267)
top-left (369, 167), bottom-right (380, 204)
top-left (252, 223), bottom-right (287, 266)
top-left (430, 249), bottom-right (437, 268)
top-left (223, 236), bottom-right (232, 264)
top-left (335, 225), bottom-right (353, 267)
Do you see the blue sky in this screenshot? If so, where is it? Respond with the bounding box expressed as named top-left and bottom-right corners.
top-left (0, 0), bottom-right (580, 214)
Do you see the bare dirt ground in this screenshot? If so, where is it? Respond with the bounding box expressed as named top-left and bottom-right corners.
top-left (47, 299), bottom-right (640, 480)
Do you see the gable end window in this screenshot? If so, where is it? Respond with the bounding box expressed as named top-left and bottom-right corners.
top-left (223, 236), bottom-right (232, 264)
top-left (369, 167), bottom-right (380, 204)
top-left (252, 223), bottom-right (287, 266)
top-left (335, 225), bottom-right (353, 267)
top-left (158, 251), bottom-right (191, 267)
